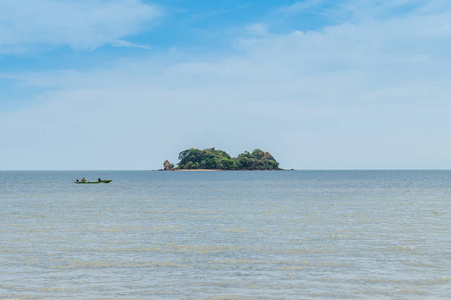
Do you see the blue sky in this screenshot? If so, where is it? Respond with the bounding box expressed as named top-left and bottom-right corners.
top-left (1, 0), bottom-right (451, 170)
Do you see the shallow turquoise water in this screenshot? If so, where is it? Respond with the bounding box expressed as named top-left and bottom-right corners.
top-left (0, 170), bottom-right (450, 299)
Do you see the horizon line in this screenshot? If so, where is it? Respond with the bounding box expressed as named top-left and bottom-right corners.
top-left (1, 169), bottom-right (451, 172)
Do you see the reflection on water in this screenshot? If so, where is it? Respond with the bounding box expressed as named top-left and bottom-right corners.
top-left (0, 170), bottom-right (450, 299)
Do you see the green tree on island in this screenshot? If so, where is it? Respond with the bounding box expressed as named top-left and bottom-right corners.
top-left (171, 147), bottom-right (280, 170)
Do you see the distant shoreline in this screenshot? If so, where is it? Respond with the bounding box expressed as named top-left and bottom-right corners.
top-left (174, 169), bottom-right (220, 171)
top-left (157, 168), bottom-right (294, 171)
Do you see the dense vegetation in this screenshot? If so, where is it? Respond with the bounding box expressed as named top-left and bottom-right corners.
top-left (167, 148), bottom-right (280, 170)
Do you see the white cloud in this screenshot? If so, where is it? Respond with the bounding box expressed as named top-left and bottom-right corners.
top-left (275, 0), bottom-right (323, 15)
top-left (0, 0), bottom-right (160, 51)
top-left (113, 40), bottom-right (152, 49)
top-left (237, 5), bottom-right (451, 88)
top-left (189, 10), bottom-right (228, 21)
top-left (245, 23), bottom-right (269, 36)
top-left (1, 0), bottom-right (451, 169)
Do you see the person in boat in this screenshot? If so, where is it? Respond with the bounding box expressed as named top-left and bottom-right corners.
top-left (98, 178), bottom-right (101, 182)
top-left (82, 177), bottom-right (86, 183)
top-left (76, 179), bottom-right (79, 183)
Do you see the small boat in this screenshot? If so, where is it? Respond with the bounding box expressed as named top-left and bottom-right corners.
top-left (75, 180), bottom-right (112, 184)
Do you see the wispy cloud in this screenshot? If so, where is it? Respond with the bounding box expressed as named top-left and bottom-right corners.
top-left (275, 0), bottom-right (323, 15)
top-left (189, 9), bottom-right (228, 21)
top-left (113, 40), bottom-right (152, 50)
top-left (332, 0), bottom-right (451, 22)
top-left (245, 23), bottom-right (269, 36)
top-left (0, 0), bottom-right (160, 52)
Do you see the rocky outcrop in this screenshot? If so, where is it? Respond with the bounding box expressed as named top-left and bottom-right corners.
top-left (163, 160), bottom-right (174, 170)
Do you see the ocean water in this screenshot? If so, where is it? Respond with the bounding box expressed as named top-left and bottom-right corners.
top-left (0, 170), bottom-right (450, 299)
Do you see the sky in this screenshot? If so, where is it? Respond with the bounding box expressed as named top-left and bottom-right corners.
top-left (1, 0), bottom-right (450, 170)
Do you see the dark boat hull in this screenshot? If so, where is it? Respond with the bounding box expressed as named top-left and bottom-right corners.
top-left (75, 180), bottom-right (112, 184)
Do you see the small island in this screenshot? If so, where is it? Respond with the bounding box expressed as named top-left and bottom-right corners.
top-left (163, 148), bottom-right (282, 171)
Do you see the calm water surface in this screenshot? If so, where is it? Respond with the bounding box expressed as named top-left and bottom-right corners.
top-left (0, 170), bottom-right (450, 299)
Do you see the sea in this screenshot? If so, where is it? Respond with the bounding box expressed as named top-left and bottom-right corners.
top-left (0, 170), bottom-right (450, 299)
